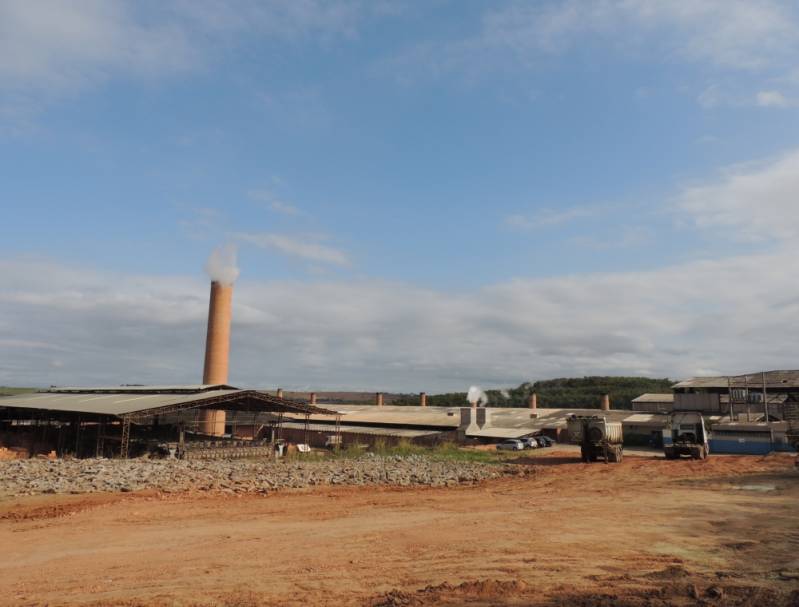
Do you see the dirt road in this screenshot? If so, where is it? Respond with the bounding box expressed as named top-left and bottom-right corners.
top-left (1, 451), bottom-right (797, 606)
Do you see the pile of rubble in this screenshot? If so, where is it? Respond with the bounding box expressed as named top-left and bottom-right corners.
top-left (0, 454), bottom-right (512, 496)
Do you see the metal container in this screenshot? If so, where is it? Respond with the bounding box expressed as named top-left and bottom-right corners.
top-left (596, 420), bottom-right (623, 444)
top-left (567, 416), bottom-right (623, 445)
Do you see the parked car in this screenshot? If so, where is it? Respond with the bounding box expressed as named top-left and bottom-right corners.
top-left (522, 437), bottom-right (539, 449)
top-left (497, 439), bottom-right (525, 451)
top-left (536, 436), bottom-right (554, 447)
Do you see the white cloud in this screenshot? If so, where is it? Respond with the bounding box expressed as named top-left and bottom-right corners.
top-left (234, 232), bottom-right (350, 266)
top-left (2, 249), bottom-right (799, 391)
top-left (677, 148), bottom-right (799, 243)
top-left (756, 89), bottom-right (792, 107)
top-left (0, 1), bottom-right (195, 92)
top-left (505, 206), bottom-right (597, 230)
top-left (0, 0), bottom-right (395, 95)
top-left (570, 226), bottom-right (654, 250)
top-left (392, 1), bottom-right (799, 80)
top-left (247, 189), bottom-right (303, 216)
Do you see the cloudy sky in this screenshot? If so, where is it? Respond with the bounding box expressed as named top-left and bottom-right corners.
top-left (2, 0), bottom-right (799, 391)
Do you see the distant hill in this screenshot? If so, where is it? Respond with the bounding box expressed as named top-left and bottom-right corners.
top-left (392, 377), bottom-right (674, 410)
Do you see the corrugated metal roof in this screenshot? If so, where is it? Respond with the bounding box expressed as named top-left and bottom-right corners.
top-left (673, 370), bottom-right (799, 390)
top-left (0, 389), bottom-right (337, 418)
top-left (623, 413), bottom-right (667, 424)
top-left (46, 384), bottom-right (237, 394)
top-left (280, 421), bottom-right (440, 438)
top-left (466, 427), bottom-right (534, 439)
top-left (0, 390), bottom-right (241, 416)
top-left (632, 393), bottom-right (674, 403)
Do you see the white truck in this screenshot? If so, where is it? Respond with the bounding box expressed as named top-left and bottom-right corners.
top-left (663, 411), bottom-right (709, 460)
top-left (567, 415), bottom-right (624, 463)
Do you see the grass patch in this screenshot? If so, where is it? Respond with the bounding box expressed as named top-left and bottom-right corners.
top-left (278, 438), bottom-right (512, 465)
top-left (369, 439), bottom-right (506, 464)
top-left (0, 386), bottom-right (37, 396)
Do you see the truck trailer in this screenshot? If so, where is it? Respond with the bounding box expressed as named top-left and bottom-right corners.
top-left (567, 415), bottom-right (624, 463)
top-left (663, 411), bottom-right (709, 460)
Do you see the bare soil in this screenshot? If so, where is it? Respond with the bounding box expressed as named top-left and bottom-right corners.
top-left (1, 450), bottom-right (797, 606)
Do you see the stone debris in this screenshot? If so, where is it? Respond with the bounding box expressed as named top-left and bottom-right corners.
top-left (0, 454), bottom-right (510, 497)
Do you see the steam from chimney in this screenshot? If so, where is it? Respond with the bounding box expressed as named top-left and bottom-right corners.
top-left (205, 244), bottom-right (240, 285)
top-left (467, 385), bottom-right (489, 407)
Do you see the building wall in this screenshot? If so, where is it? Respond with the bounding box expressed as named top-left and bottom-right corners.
top-left (631, 402), bottom-right (672, 413)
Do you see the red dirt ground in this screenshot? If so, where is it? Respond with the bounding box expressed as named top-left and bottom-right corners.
top-left (0, 450), bottom-right (797, 606)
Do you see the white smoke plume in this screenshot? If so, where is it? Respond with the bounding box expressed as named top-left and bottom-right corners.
top-left (467, 385), bottom-right (489, 407)
top-left (205, 244), bottom-right (240, 285)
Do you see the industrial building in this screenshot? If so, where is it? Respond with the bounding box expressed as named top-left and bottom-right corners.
top-left (630, 371), bottom-right (799, 454)
top-left (0, 385), bottom-right (338, 458)
top-left (1, 253), bottom-right (796, 459)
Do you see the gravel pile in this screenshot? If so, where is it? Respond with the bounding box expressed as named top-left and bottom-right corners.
top-left (0, 454), bottom-right (510, 496)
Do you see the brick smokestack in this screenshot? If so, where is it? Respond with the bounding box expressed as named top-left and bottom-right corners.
top-left (200, 281), bottom-right (233, 435)
top-left (601, 394), bottom-right (611, 411)
top-left (420, 392), bottom-right (427, 407)
top-left (276, 388), bottom-right (284, 399)
top-left (376, 392), bottom-right (384, 407)
top-left (309, 392), bottom-right (317, 405)
top-left (528, 392), bottom-right (537, 410)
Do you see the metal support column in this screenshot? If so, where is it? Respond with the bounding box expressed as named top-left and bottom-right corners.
top-left (95, 420), bottom-right (105, 458)
top-left (74, 416), bottom-right (82, 457)
top-left (178, 422), bottom-right (185, 459)
top-left (727, 376), bottom-right (734, 421)
top-left (120, 417), bottom-right (131, 459)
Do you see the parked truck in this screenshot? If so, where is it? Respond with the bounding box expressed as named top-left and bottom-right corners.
top-left (567, 415), bottom-right (624, 463)
top-left (663, 411), bottom-right (709, 460)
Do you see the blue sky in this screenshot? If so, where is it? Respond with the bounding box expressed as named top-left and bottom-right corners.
top-left (2, 1), bottom-right (799, 391)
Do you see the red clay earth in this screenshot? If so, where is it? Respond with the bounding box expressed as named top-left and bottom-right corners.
top-left (0, 450), bottom-right (797, 606)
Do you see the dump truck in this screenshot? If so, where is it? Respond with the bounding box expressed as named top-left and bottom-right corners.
top-left (567, 415), bottom-right (624, 463)
top-left (663, 411), bottom-right (709, 459)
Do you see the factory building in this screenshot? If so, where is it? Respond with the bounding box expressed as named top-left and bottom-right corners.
top-left (0, 385), bottom-right (337, 459)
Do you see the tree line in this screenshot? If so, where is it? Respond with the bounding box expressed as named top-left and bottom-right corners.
top-left (392, 376), bottom-right (674, 410)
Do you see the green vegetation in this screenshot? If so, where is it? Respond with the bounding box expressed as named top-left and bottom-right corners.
top-left (393, 376), bottom-right (673, 410)
top-left (359, 439), bottom-right (506, 464)
top-left (0, 386), bottom-right (36, 397)
top-left (283, 439), bottom-right (508, 464)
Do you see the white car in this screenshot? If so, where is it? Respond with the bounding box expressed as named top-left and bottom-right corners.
top-left (497, 439), bottom-right (525, 451)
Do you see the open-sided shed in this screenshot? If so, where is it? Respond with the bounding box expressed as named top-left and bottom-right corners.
top-left (0, 385), bottom-right (338, 458)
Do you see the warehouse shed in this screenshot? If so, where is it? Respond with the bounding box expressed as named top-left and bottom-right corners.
top-left (0, 385), bottom-right (337, 458)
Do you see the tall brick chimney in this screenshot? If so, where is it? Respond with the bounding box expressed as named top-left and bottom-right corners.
top-left (199, 281), bottom-right (233, 435)
top-left (529, 392), bottom-right (537, 410)
top-left (420, 392), bottom-right (427, 407)
top-left (309, 392), bottom-right (317, 405)
top-left (376, 392), bottom-right (384, 407)
top-left (601, 394), bottom-right (611, 411)
top-left (276, 388), bottom-right (284, 399)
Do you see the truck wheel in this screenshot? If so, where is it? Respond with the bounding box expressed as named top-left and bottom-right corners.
top-left (580, 445), bottom-right (588, 462)
top-left (690, 446), bottom-right (701, 460)
top-left (664, 447), bottom-right (675, 460)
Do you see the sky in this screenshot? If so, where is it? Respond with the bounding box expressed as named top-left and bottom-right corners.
top-left (2, 0), bottom-right (799, 392)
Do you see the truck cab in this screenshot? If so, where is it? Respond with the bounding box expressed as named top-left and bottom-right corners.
top-left (663, 411), bottom-right (709, 460)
